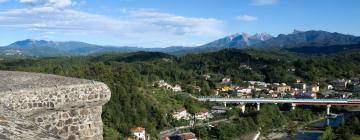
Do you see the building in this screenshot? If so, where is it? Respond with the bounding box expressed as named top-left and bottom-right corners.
top-left (292, 83), bottom-right (307, 90)
top-left (331, 79), bottom-right (351, 90)
top-left (307, 84), bottom-right (320, 93)
top-left (275, 85), bottom-right (291, 93)
top-left (194, 111), bottom-right (212, 120)
top-left (169, 132), bottom-right (197, 140)
top-left (236, 88), bottom-right (252, 94)
top-left (221, 86), bottom-right (230, 92)
top-left (172, 84), bottom-right (182, 92)
top-left (170, 108), bottom-right (191, 120)
top-left (239, 64), bottom-right (251, 70)
top-left (221, 78), bottom-right (231, 84)
top-left (132, 127), bottom-right (146, 140)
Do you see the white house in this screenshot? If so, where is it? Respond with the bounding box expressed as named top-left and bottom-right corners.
top-left (194, 111), bottom-right (212, 120)
top-left (132, 127), bottom-right (146, 140)
top-left (172, 84), bottom-right (182, 92)
top-left (221, 78), bottom-right (231, 84)
top-left (237, 88), bottom-right (252, 94)
top-left (170, 108), bottom-right (191, 120)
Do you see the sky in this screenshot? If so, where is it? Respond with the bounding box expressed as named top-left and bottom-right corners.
top-left (0, 0), bottom-right (359, 47)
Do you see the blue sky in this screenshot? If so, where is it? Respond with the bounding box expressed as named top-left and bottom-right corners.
top-left (0, 0), bottom-right (359, 47)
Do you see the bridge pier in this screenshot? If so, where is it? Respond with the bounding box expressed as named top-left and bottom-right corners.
top-left (291, 103), bottom-right (296, 110)
top-left (326, 104), bottom-right (331, 116)
top-left (223, 102), bottom-right (227, 107)
top-left (239, 103), bottom-right (246, 113)
top-left (256, 103), bottom-right (260, 111)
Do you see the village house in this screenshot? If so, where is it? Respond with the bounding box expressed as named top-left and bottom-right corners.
top-left (194, 111), bottom-right (212, 120)
top-left (239, 64), bottom-right (251, 70)
top-left (292, 83), bottom-right (307, 91)
top-left (331, 79), bottom-right (351, 90)
top-left (170, 108), bottom-right (191, 120)
top-left (327, 84), bottom-right (334, 90)
top-left (132, 127), bottom-right (147, 140)
top-left (236, 88), bottom-right (252, 94)
top-left (172, 84), bottom-right (182, 92)
top-left (202, 74), bottom-right (211, 80)
top-left (169, 132), bottom-right (197, 140)
top-left (221, 78), bottom-right (231, 84)
top-left (275, 85), bottom-right (291, 93)
top-left (307, 84), bottom-right (320, 93)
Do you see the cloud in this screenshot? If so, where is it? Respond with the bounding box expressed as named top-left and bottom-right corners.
top-left (251, 0), bottom-right (278, 6)
top-left (18, 0), bottom-right (73, 9)
top-left (235, 15), bottom-right (258, 22)
top-left (0, 6), bottom-right (224, 47)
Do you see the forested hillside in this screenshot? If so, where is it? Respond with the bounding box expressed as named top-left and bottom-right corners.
top-left (1, 49), bottom-right (360, 139)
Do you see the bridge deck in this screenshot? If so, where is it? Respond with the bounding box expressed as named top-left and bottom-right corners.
top-left (197, 96), bottom-right (360, 105)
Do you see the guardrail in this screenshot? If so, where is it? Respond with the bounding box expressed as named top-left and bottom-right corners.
top-left (196, 96), bottom-right (360, 104)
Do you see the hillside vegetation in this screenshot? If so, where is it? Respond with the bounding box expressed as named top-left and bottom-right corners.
top-left (1, 49), bottom-right (360, 139)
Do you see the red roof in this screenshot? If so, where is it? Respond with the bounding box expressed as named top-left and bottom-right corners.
top-left (132, 127), bottom-right (145, 133)
top-left (178, 133), bottom-right (197, 139)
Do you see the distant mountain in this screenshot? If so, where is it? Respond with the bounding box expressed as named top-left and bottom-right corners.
top-left (2, 30), bottom-right (360, 58)
top-left (255, 30), bottom-right (360, 48)
top-left (284, 43), bottom-right (360, 55)
top-left (3, 39), bottom-right (148, 57)
top-left (200, 32), bottom-right (273, 48)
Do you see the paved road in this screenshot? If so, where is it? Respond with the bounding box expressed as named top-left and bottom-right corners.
top-left (159, 118), bottom-right (229, 137)
top-left (197, 96), bottom-right (360, 105)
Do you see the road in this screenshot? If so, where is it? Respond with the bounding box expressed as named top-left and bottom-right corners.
top-left (159, 118), bottom-right (229, 137)
top-left (197, 96), bottom-right (360, 105)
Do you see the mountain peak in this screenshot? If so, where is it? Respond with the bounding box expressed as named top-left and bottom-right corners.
top-left (292, 29), bottom-right (304, 34)
top-left (251, 32), bottom-right (273, 41)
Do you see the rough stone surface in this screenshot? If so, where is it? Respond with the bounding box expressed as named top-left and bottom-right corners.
top-left (0, 71), bottom-right (111, 140)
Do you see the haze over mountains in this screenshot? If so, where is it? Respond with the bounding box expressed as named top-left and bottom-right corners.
top-left (1, 30), bottom-right (360, 57)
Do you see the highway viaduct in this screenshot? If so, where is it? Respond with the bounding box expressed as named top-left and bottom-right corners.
top-left (197, 96), bottom-right (360, 115)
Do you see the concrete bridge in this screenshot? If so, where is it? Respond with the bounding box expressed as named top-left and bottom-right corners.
top-left (197, 96), bottom-right (360, 114)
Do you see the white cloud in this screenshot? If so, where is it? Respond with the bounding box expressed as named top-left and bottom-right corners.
top-left (252, 0), bottom-right (278, 6)
top-left (0, 6), bottom-right (225, 47)
top-left (18, 0), bottom-right (73, 9)
top-left (235, 15), bottom-right (258, 22)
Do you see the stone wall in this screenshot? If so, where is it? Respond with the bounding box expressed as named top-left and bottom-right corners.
top-left (0, 71), bottom-right (111, 140)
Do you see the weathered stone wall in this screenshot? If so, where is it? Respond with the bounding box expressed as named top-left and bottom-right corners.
top-left (0, 71), bottom-right (111, 140)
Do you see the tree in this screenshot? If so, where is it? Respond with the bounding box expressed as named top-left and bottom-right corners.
top-left (318, 127), bottom-right (336, 140)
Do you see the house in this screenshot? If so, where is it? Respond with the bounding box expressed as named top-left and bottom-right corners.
top-left (239, 64), bottom-right (251, 70)
top-left (236, 88), bottom-right (252, 94)
top-left (327, 84), bottom-right (334, 90)
top-left (170, 108), bottom-right (191, 120)
top-left (331, 79), bottom-right (351, 90)
top-left (307, 84), bottom-right (320, 93)
top-left (169, 132), bottom-right (197, 140)
top-left (221, 78), bottom-right (231, 84)
top-left (159, 80), bottom-right (169, 87)
top-left (203, 74), bottom-right (211, 80)
top-left (194, 111), bottom-right (212, 120)
top-left (275, 85), bottom-right (291, 93)
top-left (221, 86), bottom-right (230, 92)
top-left (292, 83), bottom-right (307, 90)
top-left (172, 85), bottom-right (182, 92)
top-left (132, 127), bottom-right (146, 140)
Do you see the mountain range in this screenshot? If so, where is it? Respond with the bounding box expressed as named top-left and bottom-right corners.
top-left (1, 30), bottom-right (360, 57)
